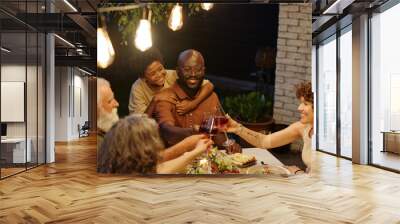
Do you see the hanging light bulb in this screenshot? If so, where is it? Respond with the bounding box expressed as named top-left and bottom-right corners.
top-left (97, 27), bottom-right (115, 69)
top-left (201, 3), bottom-right (214, 11)
top-left (168, 4), bottom-right (183, 31)
top-left (135, 19), bottom-right (153, 52)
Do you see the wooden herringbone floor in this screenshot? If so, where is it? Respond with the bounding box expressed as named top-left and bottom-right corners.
top-left (1, 136), bottom-right (400, 224)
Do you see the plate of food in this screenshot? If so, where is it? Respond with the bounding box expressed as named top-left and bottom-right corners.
top-left (229, 153), bottom-right (257, 168)
top-left (186, 147), bottom-right (292, 176)
top-left (186, 147), bottom-right (240, 174)
top-left (241, 165), bottom-right (265, 174)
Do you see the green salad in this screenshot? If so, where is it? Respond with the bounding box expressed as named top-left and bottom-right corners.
top-left (186, 147), bottom-right (240, 174)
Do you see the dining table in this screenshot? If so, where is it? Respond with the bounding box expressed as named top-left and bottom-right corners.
top-left (222, 148), bottom-right (291, 176)
top-left (241, 148), bottom-right (284, 166)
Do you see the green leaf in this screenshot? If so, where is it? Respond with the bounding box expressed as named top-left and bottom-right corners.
top-left (102, 3), bottom-right (204, 44)
top-left (221, 91), bottom-right (272, 123)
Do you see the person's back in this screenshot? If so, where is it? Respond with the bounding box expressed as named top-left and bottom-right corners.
top-left (97, 114), bottom-right (213, 174)
top-left (97, 115), bottom-right (163, 174)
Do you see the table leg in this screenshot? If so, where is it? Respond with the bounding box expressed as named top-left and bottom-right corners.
top-left (381, 133), bottom-right (386, 153)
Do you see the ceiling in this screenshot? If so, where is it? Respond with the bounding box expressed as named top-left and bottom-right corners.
top-left (0, 0), bottom-right (100, 73)
top-left (312, 0), bottom-right (390, 43)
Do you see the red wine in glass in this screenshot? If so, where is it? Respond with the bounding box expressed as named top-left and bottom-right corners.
top-left (214, 116), bottom-right (228, 130)
top-left (199, 117), bottom-right (218, 136)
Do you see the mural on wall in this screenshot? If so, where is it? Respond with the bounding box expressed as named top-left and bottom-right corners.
top-left (96, 3), bottom-right (312, 176)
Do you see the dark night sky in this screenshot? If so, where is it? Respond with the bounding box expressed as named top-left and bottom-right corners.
top-left (100, 4), bottom-right (279, 116)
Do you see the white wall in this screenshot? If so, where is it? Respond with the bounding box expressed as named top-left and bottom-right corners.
top-left (72, 73), bottom-right (89, 138)
top-left (55, 66), bottom-right (69, 141)
top-left (1, 64), bottom-right (45, 164)
top-left (1, 65), bottom-right (34, 137)
top-left (55, 67), bottom-right (89, 141)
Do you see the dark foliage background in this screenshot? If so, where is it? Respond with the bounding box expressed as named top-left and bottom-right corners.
top-left (98, 4), bottom-right (279, 117)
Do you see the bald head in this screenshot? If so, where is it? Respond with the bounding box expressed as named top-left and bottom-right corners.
top-left (176, 49), bottom-right (205, 91)
top-left (177, 49), bottom-right (204, 67)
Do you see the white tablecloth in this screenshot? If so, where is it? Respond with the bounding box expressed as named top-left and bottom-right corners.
top-left (240, 148), bottom-right (291, 176)
top-left (242, 148), bottom-right (283, 166)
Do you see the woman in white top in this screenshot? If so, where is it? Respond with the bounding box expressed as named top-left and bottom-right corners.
top-left (225, 82), bottom-right (314, 174)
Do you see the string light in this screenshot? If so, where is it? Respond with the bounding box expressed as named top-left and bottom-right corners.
top-left (135, 19), bottom-right (153, 51)
top-left (97, 4), bottom-right (215, 61)
top-left (201, 3), bottom-right (214, 11)
top-left (168, 4), bottom-right (183, 31)
top-left (97, 27), bottom-right (115, 69)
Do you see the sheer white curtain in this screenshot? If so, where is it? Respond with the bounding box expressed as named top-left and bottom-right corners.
top-left (318, 36), bottom-right (337, 154)
top-left (340, 29), bottom-right (352, 158)
top-left (371, 3), bottom-right (400, 167)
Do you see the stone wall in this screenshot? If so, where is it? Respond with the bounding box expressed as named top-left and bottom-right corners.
top-left (274, 4), bottom-right (312, 126)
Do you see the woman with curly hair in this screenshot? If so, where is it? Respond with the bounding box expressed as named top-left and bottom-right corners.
top-left (225, 81), bottom-right (314, 174)
top-left (97, 114), bottom-right (212, 174)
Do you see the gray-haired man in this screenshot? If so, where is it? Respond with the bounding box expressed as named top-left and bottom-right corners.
top-left (97, 77), bottom-right (119, 147)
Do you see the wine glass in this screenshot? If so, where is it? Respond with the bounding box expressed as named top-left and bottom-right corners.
top-left (199, 111), bottom-right (218, 139)
top-left (215, 105), bottom-right (236, 154)
top-left (198, 112), bottom-right (217, 173)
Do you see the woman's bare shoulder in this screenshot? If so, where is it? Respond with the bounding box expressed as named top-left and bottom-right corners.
top-left (288, 121), bottom-right (307, 136)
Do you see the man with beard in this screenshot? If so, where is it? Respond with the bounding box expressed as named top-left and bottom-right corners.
top-left (128, 47), bottom-right (214, 115)
top-left (97, 78), bottom-right (119, 148)
top-left (150, 49), bottom-right (241, 153)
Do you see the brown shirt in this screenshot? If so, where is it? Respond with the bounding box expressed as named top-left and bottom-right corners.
top-left (151, 83), bottom-right (221, 146)
top-left (128, 70), bottom-right (210, 114)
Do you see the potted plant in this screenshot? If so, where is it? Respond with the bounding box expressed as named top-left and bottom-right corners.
top-left (222, 91), bottom-right (274, 133)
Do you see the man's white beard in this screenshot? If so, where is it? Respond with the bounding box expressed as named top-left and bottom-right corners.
top-left (97, 108), bottom-right (119, 132)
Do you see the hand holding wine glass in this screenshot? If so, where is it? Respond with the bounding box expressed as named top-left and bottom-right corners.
top-left (192, 138), bottom-right (214, 155)
top-left (199, 112), bottom-right (218, 138)
top-left (223, 114), bottom-right (242, 134)
top-left (215, 105), bottom-right (242, 154)
top-left (180, 134), bottom-right (208, 151)
top-left (198, 106), bottom-right (242, 154)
